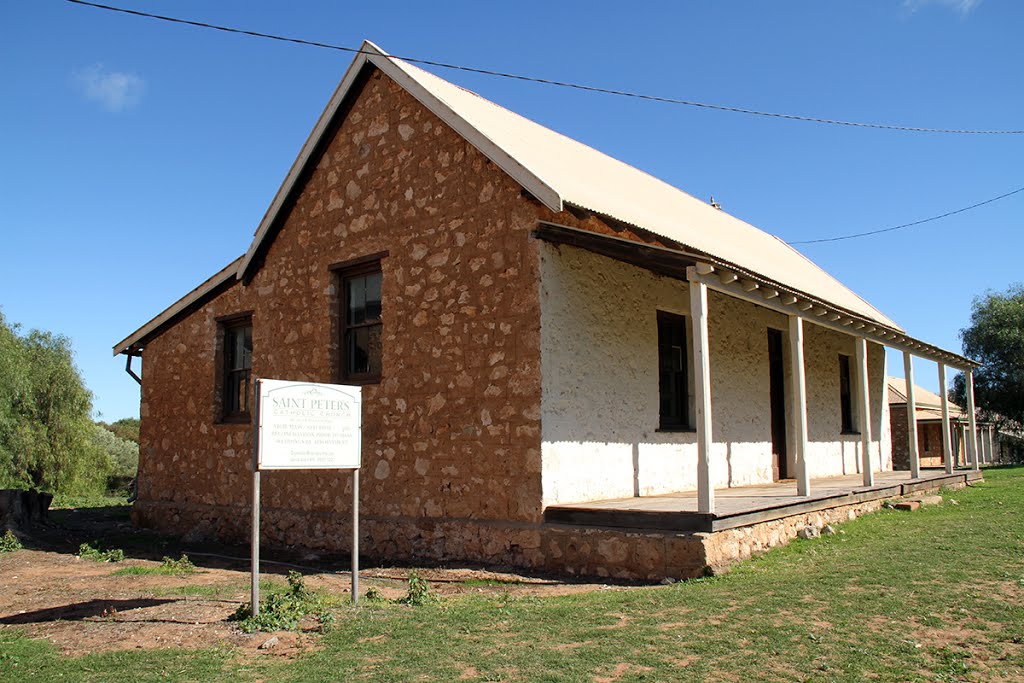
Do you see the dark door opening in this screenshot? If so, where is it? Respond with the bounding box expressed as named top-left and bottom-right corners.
top-left (767, 329), bottom-right (789, 480)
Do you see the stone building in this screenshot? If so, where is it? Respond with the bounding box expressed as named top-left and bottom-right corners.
top-left (115, 42), bottom-right (981, 579)
top-left (888, 377), bottom-right (996, 470)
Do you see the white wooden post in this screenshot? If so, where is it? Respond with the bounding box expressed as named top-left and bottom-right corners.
top-left (855, 337), bottom-right (873, 487)
top-left (689, 279), bottom-right (714, 514)
top-left (966, 369), bottom-right (979, 470)
top-left (938, 364), bottom-right (953, 474)
top-left (788, 316), bottom-right (810, 497)
top-left (904, 352), bottom-right (920, 479)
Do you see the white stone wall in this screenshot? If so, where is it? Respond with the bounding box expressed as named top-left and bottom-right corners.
top-left (539, 243), bottom-right (891, 507)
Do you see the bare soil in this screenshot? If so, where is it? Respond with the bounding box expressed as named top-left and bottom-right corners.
top-left (0, 504), bottom-right (616, 659)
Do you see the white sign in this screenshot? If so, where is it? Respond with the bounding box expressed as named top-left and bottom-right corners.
top-left (257, 379), bottom-right (362, 470)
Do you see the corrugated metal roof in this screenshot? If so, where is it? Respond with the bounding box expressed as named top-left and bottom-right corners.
top-left (120, 41), bottom-right (966, 356)
top-left (377, 46), bottom-right (900, 329)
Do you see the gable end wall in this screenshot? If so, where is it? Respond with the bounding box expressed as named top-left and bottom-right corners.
top-left (134, 67), bottom-right (546, 564)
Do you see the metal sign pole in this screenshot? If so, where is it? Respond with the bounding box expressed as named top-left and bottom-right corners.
top-left (251, 380), bottom-right (262, 617)
top-left (352, 467), bottom-right (359, 604)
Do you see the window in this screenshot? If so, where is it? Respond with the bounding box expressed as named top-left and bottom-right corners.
top-left (221, 318), bottom-right (252, 420)
top-left (340, 263), bottom-right (382, 383)
top-left (838, 354), bottom-right (856, 433)
top-left (658, 311), bottom-right (690, 430)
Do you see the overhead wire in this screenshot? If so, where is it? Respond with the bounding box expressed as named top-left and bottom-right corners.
top-left (62, 0), bottom-right (1023, 245)
top-left (787, 184), bottom-right (1024, 244)
top-left (65, 0), bottom-right (1024, 136)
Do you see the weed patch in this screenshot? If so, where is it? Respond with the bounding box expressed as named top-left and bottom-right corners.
top-left (0, 529), bottom-right (22, 553)
top-left (230, 571), bottom-right (334, 633)
top-left (77, 541), bottom-right (125, 562)
top-left (111, 554), bottom-right (197, 577)
top-left (395, 571), bottom-right (437, 606)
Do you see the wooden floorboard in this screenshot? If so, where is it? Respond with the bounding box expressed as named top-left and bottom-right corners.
top-left (543, 469), bottom-right (983, 534)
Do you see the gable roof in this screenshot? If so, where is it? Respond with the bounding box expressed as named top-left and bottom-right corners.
top-left (236, 41), bottom-right (897, 329)
top-left (119, 41), bottom-right (982, 363)
top-left (113, 257), bottom-right (242, 356)
top-left (887, 376), bottom-right (948, 409)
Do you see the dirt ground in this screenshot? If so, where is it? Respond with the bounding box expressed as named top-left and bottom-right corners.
top-left (0, 504), bottom-right (620, 659)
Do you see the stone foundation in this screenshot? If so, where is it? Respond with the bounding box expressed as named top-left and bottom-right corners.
top-left (133, 474), bottom-right (968, 581)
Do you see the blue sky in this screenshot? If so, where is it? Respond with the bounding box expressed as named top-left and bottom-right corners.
top-left (2, 0), bottom-right (1021, 420)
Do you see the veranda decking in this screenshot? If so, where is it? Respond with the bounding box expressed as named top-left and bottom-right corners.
top-left (545, 469), bottom-right (983, 533)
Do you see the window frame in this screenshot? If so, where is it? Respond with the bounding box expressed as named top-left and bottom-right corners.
top-left (218, 314), bottom-right (253, 424)
top-left (336, 258), bottom-right (384, 385)
top-left (656, 310), bottom-right (693, 432)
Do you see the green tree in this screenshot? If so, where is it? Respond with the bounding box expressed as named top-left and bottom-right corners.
top-left (0, 310), bottom-right (109, 494)
top-left (98, 417), bottom-right (140, 445)
top-left (951, 284), bottom-right (1024, 426)
top-left (91, 423), bottom-right (138, 481)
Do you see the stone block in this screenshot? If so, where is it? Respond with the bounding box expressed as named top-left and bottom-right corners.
top-left (894, 501), bottom-right (921, 512)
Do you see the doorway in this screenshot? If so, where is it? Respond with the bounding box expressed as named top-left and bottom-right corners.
top-left (767, 329), bottom-right (789, 480)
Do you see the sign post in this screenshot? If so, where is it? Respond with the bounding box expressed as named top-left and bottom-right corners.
top-left (251, 385), bottom-right (262, 616)
top-left (251, 378), bottom-right (363, 615)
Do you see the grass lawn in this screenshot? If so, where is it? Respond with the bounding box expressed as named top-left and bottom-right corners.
top-left (4, 467), bottom-right (1024, 682)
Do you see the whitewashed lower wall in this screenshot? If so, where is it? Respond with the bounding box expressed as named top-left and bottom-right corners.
top-left (539, 243), bottom-right (891, 507)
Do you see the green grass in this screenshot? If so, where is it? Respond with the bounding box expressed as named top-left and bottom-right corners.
top-left (4, 467), bottom-right (1024, 682)
top-left (148, 583), bottom-right (232, 599)
top-left (0, 631), bottom-right (247, 683)
top-left (51, 492), bottom-right (130, 509)
top-left (111, 554), bottom-right (197, 577)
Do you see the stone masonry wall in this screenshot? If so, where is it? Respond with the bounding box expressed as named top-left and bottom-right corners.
top-left (134, 66), bottom-right (546, 561)
top-left (133, 62), bottom-right (916, 579)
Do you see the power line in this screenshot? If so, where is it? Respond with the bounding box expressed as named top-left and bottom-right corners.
top-left (65, 0), bottom-right (1024, 136)
top-left (788, 184), bottom-right (1024, 245)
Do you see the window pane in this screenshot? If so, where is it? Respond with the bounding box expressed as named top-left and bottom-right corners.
top-left (339, 265), bottom-right (382, 381)
top-left (241, 326), bottom-right (252, 369)
top-left (344, 322), bottom-right (382, 378)
top-left (239, 371), bottom-right (250, 414)
top-left (658, 313), bottom-right (688, 428)
top-left (839, 355), bottom-right (853, 431)
top-left (225, 327), bottom-right (237, 371)
top-left (226, 370), bottom-right (245, 414)
top-left (365, 272), bottom-right (382, 321)
top-left (223, 321), bottom-right (252, 416)
top-left (347, 327), bottom-right (370, 375)
top-left (348, 276), bottom-right (366, 325)
top-left (366, 323), bottom-right (381, 375)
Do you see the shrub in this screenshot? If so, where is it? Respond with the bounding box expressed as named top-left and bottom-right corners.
top-left (89, 424), bottom-right (138, 492)
top-left (78, 541), bottom-right (125, 562)
top-left (396, 571), bottom-right (436, 606)
top-left (230, 571), bottom-right (333, 633)
top-left (0, 529), bottom-right (22, 553)
top-left (159, 553), bottom-right (197, 576)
